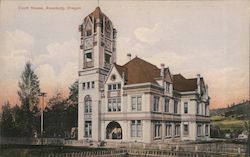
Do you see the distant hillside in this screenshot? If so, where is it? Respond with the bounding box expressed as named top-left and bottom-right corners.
top-left (210, 100), bottom-right (249, 138)
top-left (211, 101), bottom-right (250, 120)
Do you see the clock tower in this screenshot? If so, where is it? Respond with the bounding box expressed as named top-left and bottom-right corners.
top-left (78, 7), bottom-right (117, 141)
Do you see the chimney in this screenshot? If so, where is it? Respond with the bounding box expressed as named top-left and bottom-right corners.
top-left (160, 63), bottom-right (165, 77)
top-left (127, 53), bottom-right (131, 61)
top-left (197, 74), bottom-right (201, 95)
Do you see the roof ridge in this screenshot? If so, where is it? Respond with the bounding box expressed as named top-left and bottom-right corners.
top-left (123, 56), bottom-right (159, 69)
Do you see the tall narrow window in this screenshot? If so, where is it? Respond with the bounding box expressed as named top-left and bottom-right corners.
top-left (184, 102), bottom-right (188, 114)
top-left (174, 100), bottom-right (178, 114)
top-left (197, 124), bottom-right (202, 136)
top-left (87, 82), bottom-right (90, 89)
top-left (164, 98), bottom-right (169, 112)
top-left (154, 121), bottom-right (161, 138)
top-left (131, 96), bottom-right (142, 111)
top-left (84, 121), bottom-right (92, 137)
top-left (205, 125), bottom-right (209, 136)
top-left (131, 120), bottom-right (142, 138)
top-left (165, 82), bottom-right (170, 93)
top-left (82, 83), bottom-right (86, 90)
top-left (175, 124), bottom-right (180, 137)
top-left (196, 102), bottom-right (200, 115)
top-left (117, 98), bottom-right (121, 111)
top-left (153, 96), bottom-right (160, 112)
top-left (165, 123), bottom-right (172, 137)
top-left (84, 95), bottom-right (92, 113)
top-left (183, 124), bottom-right (189, 135)
top-left (91, 81), bottom-right (95, 88)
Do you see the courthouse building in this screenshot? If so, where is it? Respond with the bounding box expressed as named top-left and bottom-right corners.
top-left (78, 7), bottom-right (210, 143)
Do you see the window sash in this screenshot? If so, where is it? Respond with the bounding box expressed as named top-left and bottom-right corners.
top-left (108, 97), bottom-right (121, 112)
top-left (131, 120), bottom-right (142, 138)
top-left (131, 96), bottom-right (142, 111)
top-left (164, 98), bottom-right (169, 112)
top-left (153, 96), bottom-right (159, 112)
top-left (184, 102), bottom-right (188, 114)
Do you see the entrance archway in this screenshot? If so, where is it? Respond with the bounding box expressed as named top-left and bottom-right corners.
top-left (106, 121), bottom-right (122, 140)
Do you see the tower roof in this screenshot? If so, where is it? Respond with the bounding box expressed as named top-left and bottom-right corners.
top-left (88, 7), bottom-right (106, 20)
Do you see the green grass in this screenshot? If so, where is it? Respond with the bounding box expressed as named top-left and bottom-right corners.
top-left (211, 115), bottom-right (245, 131)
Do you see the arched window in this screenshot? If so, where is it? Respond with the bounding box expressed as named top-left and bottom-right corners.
top-left (84, 95), bottom-right (92, 113)
top-left (106, 121), bottom-right (122, 139)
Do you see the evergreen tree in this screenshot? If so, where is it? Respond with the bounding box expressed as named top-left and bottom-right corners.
top-left (18, 62), bottom-right (40, 110)
top-left (67, 80), bottom-right (78, 129)
top-left (17, 62), bottom-right (41, 137)
top-left (0, 101), bottom-right (15, 137)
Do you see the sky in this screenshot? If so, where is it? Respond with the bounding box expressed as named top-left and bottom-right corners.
top-left (0, 0), bottom-right (249, 109)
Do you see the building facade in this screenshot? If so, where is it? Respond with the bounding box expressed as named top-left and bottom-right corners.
top-left (78, 7), bottom-right (210, 143)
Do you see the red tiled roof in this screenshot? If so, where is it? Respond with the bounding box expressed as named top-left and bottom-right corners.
top-left (172, 74), bottom-right (197, 92)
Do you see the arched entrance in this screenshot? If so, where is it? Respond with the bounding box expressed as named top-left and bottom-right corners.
top-left (106, 121), bottom-right (122, 140)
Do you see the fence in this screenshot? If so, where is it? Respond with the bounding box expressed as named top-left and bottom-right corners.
top-left (41, 149), bottom-right (244, 157)
top-left (0, 137), bottom-right (246, 156)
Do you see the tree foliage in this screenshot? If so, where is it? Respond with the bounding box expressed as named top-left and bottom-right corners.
top-left (18, 62), bottom-right (40, 110)
top-left (0, 67), bottom-right (78, 139)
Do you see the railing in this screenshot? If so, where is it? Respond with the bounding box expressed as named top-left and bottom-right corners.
top-left (0, 137), bottom-right (246, 156)
top-left (40, 149), bottom-right (245, 157)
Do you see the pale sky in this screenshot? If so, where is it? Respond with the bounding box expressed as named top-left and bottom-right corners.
top-left (0, 0), bottom-right (249, 109)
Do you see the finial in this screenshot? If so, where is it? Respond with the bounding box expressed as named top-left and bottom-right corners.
top-left (97, 0), bottom-right (100, 7)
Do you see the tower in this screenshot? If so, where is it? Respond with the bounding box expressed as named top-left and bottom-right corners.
top-left (78, 7), bottom-right (117, 141)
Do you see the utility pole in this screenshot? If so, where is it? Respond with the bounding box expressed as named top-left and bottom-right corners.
top-left (39, 92), bottom-right (47, 145)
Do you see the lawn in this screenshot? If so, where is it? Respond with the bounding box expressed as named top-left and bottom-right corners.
top-left (211, 115), bottom-right (246, 131)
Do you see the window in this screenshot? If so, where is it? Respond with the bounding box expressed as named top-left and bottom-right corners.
top-left (196, 102), bottom-right (200, 114)
top-left (153, 96), bottom-right (160, 112)
top-left (154, 121), bottom-right (161, 138)
top-left (205, 104), bottom-right (207, 116)
top-left (183, 124), bottom-right (189, 135)
top-left (174, 124), bottom-right (180, 137)
top-left (85, 52), bottom-right (92, 62)
top-left (108, 97), bottom-right (121, 112)
top-left (197, 124), bottom-right (202, 136)
top-left (165, 123), bottom-right (172, 137)
top-left (82, 83), bottom-right (86, 90)
top-left (165, 82), bottom-right (170, 93)
top-left (84, 121), bottom-right (92, 137)
top-left (117, 83), bottom-right (121, 89)
top-left (184, 102), bottom-right (188, 114)
top-left (108, 84), bottom-right (112, 90)
top-left (87, 82), bottom-right (90, 89)
top-left (84, 95), bottom-right (92, 113)
top-left (164, 98), bottom-right (169, 112)
top-left (105, 53), bottom-right (111, 64)
top-left (131, 120), bottom-right (142, 138)
top-left (131, 96), bottom-right (142, 111)
top-left (107, 83), bottom-right (121, 91)
top-left (113, 84), bottom-right (117, 90)
top-left (205, 125), bottom-right (209, 136)
top-left (108, 99), bottom-right (112, 112)
top-left (86, 30), bottom-right (92, 36)
top-left (82, 82), bottom-right (95, 90)
top-left (174, 100), bottom-right (178, 114)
